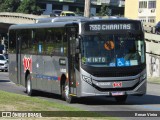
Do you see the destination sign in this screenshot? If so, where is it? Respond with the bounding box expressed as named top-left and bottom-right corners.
top-left (84, 23), bottom-right (137, 31)
top-left (89, 24), bottom-right (131, 31)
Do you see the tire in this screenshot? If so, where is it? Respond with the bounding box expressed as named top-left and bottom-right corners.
top-left (63, 80), bottom-right (74, 103)
top-left (61, 83), bottom-right (65, 99)
top-left (26, 74), bottom-right (34, 96)
top-left (115, 95), bottom-right (127, 103)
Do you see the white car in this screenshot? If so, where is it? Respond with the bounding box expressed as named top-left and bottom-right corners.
top-left (0, 54), bottom-right (8, 72)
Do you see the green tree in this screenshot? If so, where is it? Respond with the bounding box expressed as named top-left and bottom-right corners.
top-left (0, 0), bottom-right (20, 12)
top-left (17, 0), bottom-right (41, 14)
top-left (97, 4), bottom-right (110, 16)
top-left (76, 8), bottom-right (80, 14)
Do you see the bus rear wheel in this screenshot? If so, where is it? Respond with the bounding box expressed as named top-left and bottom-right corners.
top-left (64, 81), bottom-right (74, 103)
top-left (26, 74), bottom-right (34, 96)
top-left (114, 95), bottom-right (127, 103)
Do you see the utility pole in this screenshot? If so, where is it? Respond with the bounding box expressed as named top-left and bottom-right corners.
top-left (84, 0), bottom-right (91, 17)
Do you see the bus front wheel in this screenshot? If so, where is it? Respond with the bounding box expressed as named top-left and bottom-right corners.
top-left (26, 74), bottom-right (34, 96)
top-left (64, 81), bottom-right (74, 103)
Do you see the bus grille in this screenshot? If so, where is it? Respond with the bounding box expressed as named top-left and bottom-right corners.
top-left (92, 70), bottom-right (140, 77)
top-left (82, 64), bottom-right (146, 77)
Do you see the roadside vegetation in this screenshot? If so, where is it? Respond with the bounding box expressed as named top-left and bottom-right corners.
top-left (0, 0), bottom-right (111, 16)
top-left (148, 77), bottom-right (160, 84)
top-left (0, 0), bottom-right (41, 14)
top-left (0, 90), bottom-right (119, 120)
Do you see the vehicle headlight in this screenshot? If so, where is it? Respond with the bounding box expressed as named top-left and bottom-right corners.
top-left (82, 75), bottom-right (92, 85)
top-left (140, 73), bottom-right (146, 81)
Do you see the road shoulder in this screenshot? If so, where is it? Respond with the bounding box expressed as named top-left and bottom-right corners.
top-left (147, 77), bottom-right (160, 84)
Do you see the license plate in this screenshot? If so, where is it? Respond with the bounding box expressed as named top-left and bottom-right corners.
top-left (111, 92), bottom-right (124, 96)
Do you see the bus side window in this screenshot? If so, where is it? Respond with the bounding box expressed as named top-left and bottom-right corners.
top-left (45, 29), bottom-right (53, 55)
top-left (49, 28), bottom-right (64, 56)
top-left (9, 30), bottom-right (16, 54)
top-left (35, 29), bottom-right (46, 54)
top-left (17, 30), bottom-right (32, 54)
top-left (31, 30), bottom-right (37, 54)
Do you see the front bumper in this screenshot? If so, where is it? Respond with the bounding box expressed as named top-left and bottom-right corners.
top-left (77, 77), bottom-right (146, 97)
top-left (0, 64), bottom-right (8, 71)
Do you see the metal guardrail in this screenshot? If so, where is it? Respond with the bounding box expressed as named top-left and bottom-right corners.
top-left (143, 22), bottom-right (156, 33)
top-left (145, 33), bottom-right (160, 77)
top-left (145, 33), bottom-right (160, 56)
top-left (0, 12), bottom-right (48, 24)
top-left (0, 12), bottom-right (48, 20)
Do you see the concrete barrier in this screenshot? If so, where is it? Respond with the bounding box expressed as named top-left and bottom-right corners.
top-left (143, 22), bottom-right (156, 33)
top-left (145, 33), bottom-right (160, 55)
top-left (0, 12), bottom-right (48, 24)
top-left (145, 33), bottom-right (160, 77)
top-left (146, 54), bottom-right (160, 77)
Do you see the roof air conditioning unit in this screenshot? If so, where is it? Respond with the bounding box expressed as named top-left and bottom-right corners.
top-left (151, 9), bottom-right (155, 13)
top-left (138, 9), bottom-right (142, 13)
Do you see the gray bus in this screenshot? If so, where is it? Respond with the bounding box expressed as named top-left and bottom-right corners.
top-left (8, 17), bottom-right (146, 103)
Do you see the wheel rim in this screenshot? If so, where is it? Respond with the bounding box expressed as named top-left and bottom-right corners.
top-left (27, 79), bottom-right (31, 93)
top-left (65, 84), bottom-right (69, 99)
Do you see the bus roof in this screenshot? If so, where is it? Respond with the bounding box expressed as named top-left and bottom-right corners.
top-left (36, 16), bottom-right (89, 23)
top-left (9, 17), bottom-right (141, 30)
top-left (9, 16), bottom-right (89, 30)
top-left (9, 21), bottom-right (77, 30)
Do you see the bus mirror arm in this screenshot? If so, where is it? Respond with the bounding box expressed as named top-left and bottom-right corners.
top-left (76, 38), bottom-right (79, 48)
top-left (75, 53), bottom-right (79, 62)
top-left (50, 51), bottom-right (54, 57)
top-left (76, 48), bottom-right (79, 53)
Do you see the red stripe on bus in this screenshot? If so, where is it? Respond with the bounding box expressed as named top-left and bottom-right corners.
top-left (58, 77), bottom-right (61, 81)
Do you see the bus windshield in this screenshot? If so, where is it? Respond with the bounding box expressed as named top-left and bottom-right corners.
top-left (81, 34), bottom-right (145, 67)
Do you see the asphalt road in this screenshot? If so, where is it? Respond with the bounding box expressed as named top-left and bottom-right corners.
top-left (0, 72), bottom-right (160, 120)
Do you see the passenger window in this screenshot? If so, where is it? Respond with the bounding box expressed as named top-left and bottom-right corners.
top-left (17, 30), bottom-right (32, 54)
top-left (35, 29), bottom-right (46, 54)
top-left (45, 28), bottom-right (66, 56)
top-left (9, 30), bottom-right (16, 54)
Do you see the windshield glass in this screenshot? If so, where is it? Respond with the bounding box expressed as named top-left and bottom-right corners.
top-left (0, 55), bottom-right (5, 60)
top-left (81, 34), bottom-right (145, 67)
top-left (66, 13), bottom-right (75, 16)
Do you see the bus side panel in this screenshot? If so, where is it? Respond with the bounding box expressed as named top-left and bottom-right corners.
top-left (44, 56), bottom-right (59, 94)
top-left (9, 54), bottom-right (18, 84)
top-left (43, 56), bottom-right (68, 94)
top-left (35, 55), bottom-right (45, 91)
top-left (39, 55), bottom-right (52, 92)
top-left (31, 55), bottom-right (38, 89)
top-left (34, 55), bottom-right (64, 94)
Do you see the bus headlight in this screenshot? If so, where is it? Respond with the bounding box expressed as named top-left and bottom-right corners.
top-left (140, 73), bottom-right (146, 82)
top-left (82, 75), bottom-right (92, 85)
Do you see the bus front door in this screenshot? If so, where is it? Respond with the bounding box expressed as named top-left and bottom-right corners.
top-left (67, 25), bottom-right (79, 96)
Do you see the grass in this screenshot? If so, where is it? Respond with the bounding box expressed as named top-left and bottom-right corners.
top-left (0, 90), bottom-right (79, 111)
top-left (147, 77), bottom-right (160, 84)
top-left (0, 90), bottom-right (119, 120)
